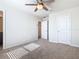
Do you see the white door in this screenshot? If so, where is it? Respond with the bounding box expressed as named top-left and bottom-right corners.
top-left (56, 15), bottom-right (71, 44)
top-left (41, 21), bottom-right (47, 40)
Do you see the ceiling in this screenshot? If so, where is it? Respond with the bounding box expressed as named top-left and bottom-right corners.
top-left (1, 0), bottom-right (79, 18)
top-left (2, 0), bottom-right (53, 18)
top-left (50, 0), bottom-right (79, 11)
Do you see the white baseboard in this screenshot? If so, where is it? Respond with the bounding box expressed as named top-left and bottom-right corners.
top-left (49, 41), bottom-right (79, 48)
top-left (6, 39), bottom-right (38, 49)
top-left (70, 44), bottom-right (79, 48)
top-left (49, 40), bottom-right (58, 43)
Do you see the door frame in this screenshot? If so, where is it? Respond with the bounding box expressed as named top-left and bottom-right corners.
top-left (47, 20), bottom-right (49, 41)
top-left (0, 9), bottom-right (6, 49)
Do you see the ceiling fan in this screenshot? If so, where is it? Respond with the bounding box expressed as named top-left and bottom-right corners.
top-left (25, 0), bottom-right (48, 12)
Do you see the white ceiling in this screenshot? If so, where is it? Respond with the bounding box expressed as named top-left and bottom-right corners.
top-left (1, 0), bottom-right (79, 18)
top-left (2, 0), bottom-right (53, 18)
top-left (50, 0), bottom-right (79, 11)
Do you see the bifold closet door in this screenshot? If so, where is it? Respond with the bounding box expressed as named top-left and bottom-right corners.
top-left (49, 14), bottom-right (71, 44)
top-left (56, 15), bottom-right (71, 44)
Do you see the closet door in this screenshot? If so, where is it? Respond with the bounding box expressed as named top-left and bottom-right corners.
top-left (41, 21), bottom-right (47, 40)
top-left (56, 15), bottom-right (71, 44)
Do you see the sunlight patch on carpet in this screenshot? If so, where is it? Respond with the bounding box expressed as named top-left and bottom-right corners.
top-left (6, 48), bottom-right (29, 59)
top-left (24, 43), bottom-right (40, 51)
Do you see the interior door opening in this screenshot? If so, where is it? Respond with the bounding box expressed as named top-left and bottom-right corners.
top-left (0, 11), bottom-right (3, 50)
top-left (38, 21), bottom-right (41, 39)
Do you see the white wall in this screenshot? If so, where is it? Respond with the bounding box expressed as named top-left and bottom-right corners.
top-left (49, 14), bottom-right (58, 43)
top-left (71, 7), bottom-right (79, 46)
top-left (49, 6), bottom-right (79, 47)
top-left (0, 1), bottom-right (39, 49)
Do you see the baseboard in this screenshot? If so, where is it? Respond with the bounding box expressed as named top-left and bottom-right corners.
top-left (49, 41), bottom-right (79, 48)
top-left (49, 40), bottom-right (58, 43)
top-left (5, 39), bottom-right (38, 49)
top-left (70, 44), bottom-right (79, 48)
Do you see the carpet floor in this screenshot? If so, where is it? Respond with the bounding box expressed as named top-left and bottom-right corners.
top-left (0, 39), bottom-right (79, 59)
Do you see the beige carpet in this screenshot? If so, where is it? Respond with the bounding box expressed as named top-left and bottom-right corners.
top-left (0, 39), bottom-right (79, 59)
top-left (0, 45), bottom-right (2, 50)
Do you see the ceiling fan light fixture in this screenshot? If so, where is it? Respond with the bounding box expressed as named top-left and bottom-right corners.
top-left (25, 0), bottom-right (48, 12)
top-left (37, 4), bottom-right (43, 9)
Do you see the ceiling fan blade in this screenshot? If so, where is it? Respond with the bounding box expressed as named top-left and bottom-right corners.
top-left (43, 5), bottom-right (48, 11)
top-left (36, 0), bottom-right (39, 3)
top-left (40, 0), bottom-right (43, 2)
top-left (34, 8), bottom-right (38, 12)
top-left (25, 4), bottom-right (37, 6)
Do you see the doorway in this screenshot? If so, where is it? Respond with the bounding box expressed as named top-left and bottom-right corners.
top-left (0, 11), bottom-right (3, 50)
top-left (38, 21), bottom-right (41, 39)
